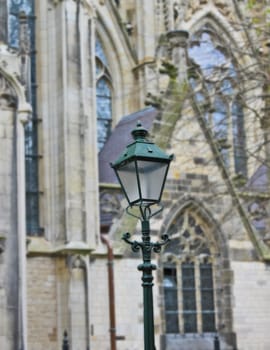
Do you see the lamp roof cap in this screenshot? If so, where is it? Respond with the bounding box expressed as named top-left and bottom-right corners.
top-left (131, 121), bottom-right (149, 140)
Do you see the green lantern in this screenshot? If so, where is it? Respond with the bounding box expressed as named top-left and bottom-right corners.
top-left (111, 122), bottom-right (173, 207)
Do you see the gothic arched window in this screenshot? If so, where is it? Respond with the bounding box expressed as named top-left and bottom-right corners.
top-left (188, 26), bottom-right (247, 177)
top-left (162, 210), bottom-right (216, 334)
top-left (8, 0), bottom-right (40, 235)
top-left (95, 37), bottom-right (113, 151)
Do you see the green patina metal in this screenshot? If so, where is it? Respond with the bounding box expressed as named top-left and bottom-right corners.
top-left (111, 122), bottom-right (173, 349)
top-left (111, 122), bottom-right (173, 207)
top-left (122, 217), bottom-right (169, 350)
top-left (111, 122), bottom-right (173, 169)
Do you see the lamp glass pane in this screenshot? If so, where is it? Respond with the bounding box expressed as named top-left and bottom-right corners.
top-left (117, 161), bottom-right (139, 204)
top-left (137, 160), bottom-right (168, 202)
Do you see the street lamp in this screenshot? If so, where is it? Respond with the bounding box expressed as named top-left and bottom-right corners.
top-left (111, 122), bottom-right (173, 350)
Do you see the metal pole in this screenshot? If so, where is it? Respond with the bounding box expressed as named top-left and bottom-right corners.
top-left (122, 212), bottom-right (169, 350)
top-left (214, 335), bottom-right (220, 350)
top-left (138, 220), bottom-right (156, 350)
top-left (62, 330), bottom-right (69, 350)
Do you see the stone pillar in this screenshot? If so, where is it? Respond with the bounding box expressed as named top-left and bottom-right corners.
top-left (16, 108), bottom-right (30, 350)
top-left (0, 74), bottom-right (19, 350)
top-left (34, 1), bottom-right (98, 348)
top-left (69, 256), bottom-right (89, 349)
top-left (167, 29), bottom-right (189, 83)
top-left (135, 0), bottom-right (158, 106)
top-left (37, 0), bottom-right (99, 247)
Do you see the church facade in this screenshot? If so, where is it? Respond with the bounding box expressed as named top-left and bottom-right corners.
top-left (0, 1), bottom-right (270, 349)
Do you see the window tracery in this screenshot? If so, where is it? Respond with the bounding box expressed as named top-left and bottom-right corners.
top-left (188, 25), bottom-right (247, 177)
top-left (95, 37), bottom-right (113, 151)
top-left (8, 0), bottom-right (33, 48)
top-left (162, 210), bottom-right (216, 334)
top-left (0, 74), bottom-right (17, 110)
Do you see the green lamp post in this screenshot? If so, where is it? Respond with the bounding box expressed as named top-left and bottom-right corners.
top-left (111, 122), bottom-right (173, 350)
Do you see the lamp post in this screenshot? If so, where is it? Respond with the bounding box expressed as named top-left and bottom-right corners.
top-left (111, 122), bottom-right (173, 350)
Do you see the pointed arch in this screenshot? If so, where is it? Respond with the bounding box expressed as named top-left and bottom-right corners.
top-left (95, 36), bottom-right (113, 151)
top-left (95, 8), bottom-right (136, 125)
top-left (159, 195), bottom-right (236, 348)
top-left (187, 16), bottom-right (248, 176)
top-left (0, 65), bottom-right (28, 110)
top-left (160, 195), bottom-right (229, 257)
top-left (182, 6), bottom-right (244, 53)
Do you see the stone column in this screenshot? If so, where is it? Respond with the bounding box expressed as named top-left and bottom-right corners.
top-left (16, 108), bottom-right (30, 350)
top-left (0, 74), bottom-right (19, 350)
top-left (69, 256), bottom-right (89, 349)
top-left (35, 1), bottom-right (97, 348)
top-left (166, 29), bottom-right (189, 83)
top-left (135, 0), bottom-right (158, 106)
top-left (37, 0), bottom-right (99, 247)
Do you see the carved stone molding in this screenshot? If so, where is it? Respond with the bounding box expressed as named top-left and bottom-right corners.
top-left (0, 43), bottom-right (28, 110)
top-left (48, 0), bottom-right (95, 8)
top-left (0, 236), bottom-right (6, 254)
top-left (184, 0), bottom-right (234, 22)
top-left (0, 74), bottom-right (17, 110)
top-left (69, 255), bottom-right (86, 270)
top-left (48, 0), bottom-right (64, 5)
top-left (100, 191), bottom-right (122, 217)
top-left (166, 30), bottom-right (189, 48)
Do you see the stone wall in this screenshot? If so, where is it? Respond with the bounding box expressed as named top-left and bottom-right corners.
top-left (27, 257), bottom-right (57, 350)
top-left (0, 102), bottom-right (18, 349)
top-left (232, 261), bottom-right (270, 350)
top-left (89, 256), bottom-right (161, 350)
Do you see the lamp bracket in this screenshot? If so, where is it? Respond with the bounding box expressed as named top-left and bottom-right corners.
top-left (126, 203), bottom-right (163, 221)
top-left (122, 232), bottom-right (170, 254)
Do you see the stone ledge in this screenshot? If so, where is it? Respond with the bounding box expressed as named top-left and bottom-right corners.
top-left (27, 237), bottom-right (93, 256)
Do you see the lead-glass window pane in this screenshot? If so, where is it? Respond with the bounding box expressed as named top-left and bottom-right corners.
top-left (95, 38), bottom-right (112, 151)
top-left (95, 38), bottom-right (108, 66)
top-left (188, 27), bottom-right (247, 175)
top-left (8, 0), bottom-right (34, 48)
top-left (200, 263), bottom-right (215, 332)
top-left (164, 267), bottom-right (179, 333)
top-left (8, 0), bottom-right (40, 234)
top-left (182, 262), bottom-right (197, 333)
top-left (96, 78), bottom-right (112, 151)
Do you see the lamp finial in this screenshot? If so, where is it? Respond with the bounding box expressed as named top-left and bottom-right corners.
top-left (131, 121), bottom-right (149, 140)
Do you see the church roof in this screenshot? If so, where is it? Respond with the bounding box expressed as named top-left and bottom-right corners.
top-left (99, 107), bottom-right (158, 184)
